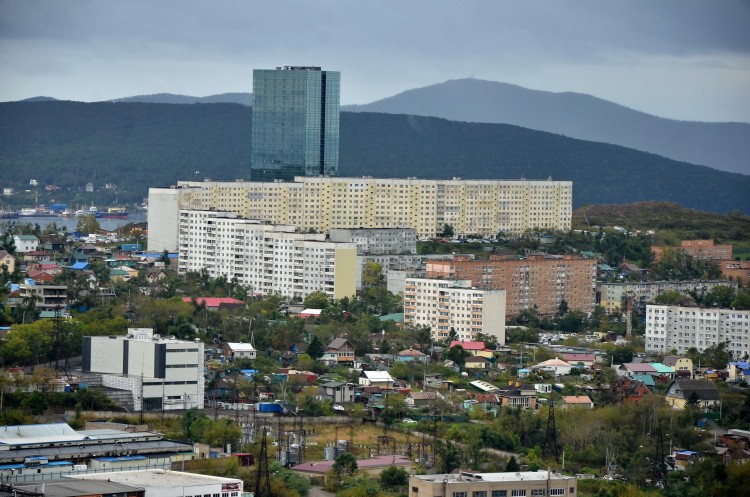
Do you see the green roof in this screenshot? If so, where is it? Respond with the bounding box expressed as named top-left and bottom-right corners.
top-left (379, 313), bottom-right (404, 323)
top-left (650, 363), bottom-right (675, 374)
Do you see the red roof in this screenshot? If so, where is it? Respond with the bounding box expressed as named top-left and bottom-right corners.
top-left (449, 340), bottom-right (486, 350)
top-left (183, 297), bottom-right (245, 308)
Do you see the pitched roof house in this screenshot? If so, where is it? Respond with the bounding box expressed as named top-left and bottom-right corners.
top-left (561, 395), bottom-right (594, 409)
top-left (224, 342), bottom-right (257, 360)
top-left (322, 338), bottom-right (356, 365)
top-left (449, 341), bottom-right (492, 358)
top-left (666, 379), bottom-right (721, 410)
top-left (359, 370), bottom-right (394, 387)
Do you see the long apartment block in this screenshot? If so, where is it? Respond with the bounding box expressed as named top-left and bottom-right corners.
top-left (177, 210), bottom-right (356, 301)
top-left (646, 305), bottom-right (750, 359)
top-left (148, 176), bottom-right (572, 252)
top-left (599, 280), bottom-right (736, 312)
top-left (427, 253), bottom-right (596, 317)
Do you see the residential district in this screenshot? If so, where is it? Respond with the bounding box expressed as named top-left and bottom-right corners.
top-left (0, 66), bottom-right (749, 497)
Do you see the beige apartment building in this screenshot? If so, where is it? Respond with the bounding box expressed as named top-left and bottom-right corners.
top-left (409, 471), bottom-right (577, 497)
top-left (427, 254), bottom-right (596, 317)
top-left (148, 176), bottom-right (572, 252)
top-left (652, 239), bottom-right (732, 261)
top-left (403, 278), bottom-right (506, 343)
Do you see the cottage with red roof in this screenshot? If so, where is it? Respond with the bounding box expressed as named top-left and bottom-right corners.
top-left (561, 395), bottom-right (594, 409)
top-left (562, 353), bottom-right (597, 368)
top-left (449, 340), bottom-right (493, 359)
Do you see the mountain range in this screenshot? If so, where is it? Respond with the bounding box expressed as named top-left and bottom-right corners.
top-left (1, 100), bottom-right (748, 214)
top-left (53, 78), bottom-right (749, 176)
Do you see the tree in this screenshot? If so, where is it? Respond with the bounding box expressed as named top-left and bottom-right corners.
top-left (702, 285), bottom-right (736, 308)
top-left (701, 342), bottom-right (732, 369)
top-left (379, 465), bottom-right (409, 489)
top-left (21, 391), bottom-right (48, 415)
top-left (76, 214), bottom-right (100, 234)
top-left (505, 456), bottom-right (520, 472)
top-left (303, 291), bottom-right (329, 310)
top-left (307, 334), bottom-right (324, 360)
top-left (332, 452), bottom-right (358, 485)
top-left (654, 290), bottom-right (695, 306)
top-left (443, 344), bottom-right (470, 367)
top-left (441, 224), bottom-right (454, 238)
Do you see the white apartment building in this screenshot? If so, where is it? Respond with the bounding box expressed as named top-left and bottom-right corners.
top-left (178, 210), bottom-right (356, 301)
top-left (148, 176), bottom-right (573, 252)
top-left (599, 280), bottom-right (736, 312)
top-left (82, 328), bottom-right (205, 411)
top-left (646, 305), bottom-right (750, 359)
top-left (404, 278), bottom-right (506, 344)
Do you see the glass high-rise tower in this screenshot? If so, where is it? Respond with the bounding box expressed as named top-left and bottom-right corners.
top-left (251, 66), bottom-right (340, 181)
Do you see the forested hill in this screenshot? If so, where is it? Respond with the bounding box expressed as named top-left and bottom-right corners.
top-left (1, 100), bottom-right (748, 214)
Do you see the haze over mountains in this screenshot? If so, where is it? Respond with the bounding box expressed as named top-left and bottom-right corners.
top-left (2, 100), bottom-right (749, 215)
top-left (64, 78), bottom-right (750, 176)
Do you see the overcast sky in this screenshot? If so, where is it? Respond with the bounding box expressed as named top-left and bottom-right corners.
top-left (1, 0), bottom-right (749, 122)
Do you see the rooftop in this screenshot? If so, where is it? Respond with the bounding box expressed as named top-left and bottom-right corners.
top-left (14, 479), bottom-right (144, 497)
top-left (415, 470), bottom-right (575, 483)
top-left (72, 469), bottom-right (241, 487)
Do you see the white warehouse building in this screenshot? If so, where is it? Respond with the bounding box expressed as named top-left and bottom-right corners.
top-left (404, 278), bottom-right (506, 344)
top-left (646, 305), bottom-right (750, 359)
top-left (177, 210), bottom-right (357, 301)
top-left (82, 328), bottom-right (205, 411)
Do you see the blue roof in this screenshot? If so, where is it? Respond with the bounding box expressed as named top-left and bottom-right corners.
top-left (94, 455), bottom-right (146, 462)
top-left (743, 369), bottom-right (750, 375)
top-left (68, 261), bottom-right (89, 270)
top-left (730, 361), bottom-right (750, 369)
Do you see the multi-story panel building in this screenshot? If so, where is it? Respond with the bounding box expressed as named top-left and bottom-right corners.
top-left (409, 471), bottom-right (577, 497)
top-left (426, 254), bottom-right (596, 317)
top-left (599, 280), bottom-right (736, 313)
top-left (178, 210), bottom-right (356, 301)
top-left (404, 278), bottom-right (505, 343)
top-left (148, 176), bottom-right (573, 251)
top-left (652, 239), bottom-right (733, 261)
top-left (82, 328), bottom-right (205, 411)
top-left (329, 228), bottom-right (418, 290)
top-left (251, 66), bottom-right (339, 181)
top-left (646, 305), bottom-right (750, 359)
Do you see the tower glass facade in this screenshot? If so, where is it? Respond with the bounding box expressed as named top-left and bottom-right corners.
top-left (251, 66), bottom-right (340, 181)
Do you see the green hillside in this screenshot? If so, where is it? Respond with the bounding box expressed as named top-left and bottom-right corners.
top-left (0, 101), bottom-right (748, 213)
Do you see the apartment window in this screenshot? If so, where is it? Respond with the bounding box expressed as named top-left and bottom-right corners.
top-left (473, 492), bottom-right (487, 497)
top-left (549, 490), bottom-right (565, 496)
top-left (453, 493), bottom-right (467, 497)
top-left (531, 491), bottom-right (546, 496)
top-left (511, 491), bottom-right (526, 497)
top-left (491, 491), bottom-right (507, 497)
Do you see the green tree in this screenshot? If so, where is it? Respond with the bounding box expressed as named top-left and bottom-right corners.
top-left (505, 455), bottom-right (520, 472)
top-left (443, 344), bottom-right (470, 367)
top-left (332, 452), bottom-right (358, 485)
top-left (76, 214), bottom-right (101, 234)
top-left (306, 334), bottom-right (324, 360)
top-left (441, 224), bottom-right (455, 238)
top-left (379, 465), bottom-right (409, 489)
top-left (701, 342), bottom-right (732, 369)
top-left (21, 391), bottom-right (48, 415)
top-left (303, 290), bottom-right (329, 310)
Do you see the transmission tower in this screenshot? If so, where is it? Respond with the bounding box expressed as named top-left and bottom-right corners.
top-left (254, 427), bottom-right (272, 497)
top-left (651, 421), bottom-right (668, 488)
top-left (542, 400), bottom-right (560, 462)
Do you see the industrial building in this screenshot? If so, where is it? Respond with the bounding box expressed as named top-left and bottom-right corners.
top-left (409, 470), bottom-right (577, 497)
